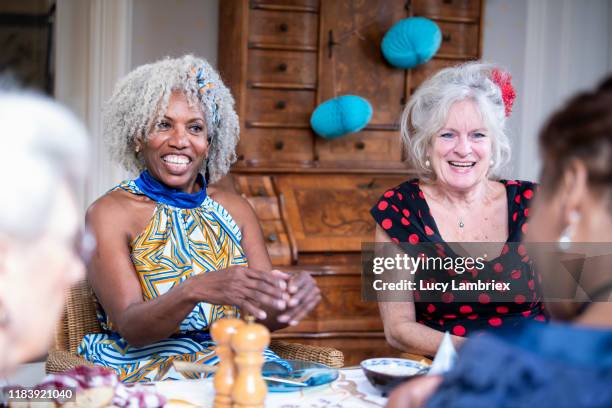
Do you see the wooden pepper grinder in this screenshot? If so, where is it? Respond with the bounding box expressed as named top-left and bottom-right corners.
top-left (231, 315), bottom-right (270, 408)
top-left (211, 309), bottom-right (244, 408)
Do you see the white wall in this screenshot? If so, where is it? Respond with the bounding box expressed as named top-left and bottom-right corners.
top-left (481, 0), bottom-right (528, 180)
top-left (483, 0), bottom-right (612, 182)
top-left (56, 0), bottom-right (219, 208)
top-left (56, 0), bottom-right (133, 209)
top-left (131, 0), bottom-right (218, 68)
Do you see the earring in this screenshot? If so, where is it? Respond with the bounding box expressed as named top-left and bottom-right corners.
top-left (558, 211), bottom-right (580, 251)
top-left (135, 146), bottom-right (140, 154)
top-left (490, 159), bottom-right (495, 166)
top-left (0, 300), bottom-right (10, 329)
top-left (425, 159), bottom-right (430, 168)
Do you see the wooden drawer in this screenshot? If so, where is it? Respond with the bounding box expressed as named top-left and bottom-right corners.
top-left (260, 219), bottom-right (292, 265)
top-left (247, 49), bottom-right (317, 88)
top-left (250, 0), bottom-right (319, 11)
top-left (410, 58), bottom-right (462, 94)
top-left (233, 175), bottom-right (295, 265)
top-left (245, 89), bottom-right (315, 127)
top-left (274, 174), bottom-right (408, 252)
top-left (437, 21), bottom-right (479, 58)
top-left (238, 128), bottom-right (314, 163)
top-left (277, 273), bottom-right (383, 333)
top-left (412, 0), bottom-right (481, 21)
top-left (244, 196), bottom-right (281, 220)
top-left (315, 130), bottom-right (402, 163)
top-left (233, 174), bottom-right (276, 197)
top-left (248, 9), bottom-right (318, 49)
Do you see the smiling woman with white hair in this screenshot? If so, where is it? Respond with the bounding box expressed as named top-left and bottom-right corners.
top-left (80, 55), bottom-right (320, 382)
top-left (0, 92), bottom-right (89, 377)
top-left (371, 62), bottom-right (546, 357)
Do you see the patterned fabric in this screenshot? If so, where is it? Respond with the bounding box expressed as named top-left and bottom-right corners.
top-left (78, 177), bottom-right (284, 383)
top-left (370, 179), bottom-right (548, 337)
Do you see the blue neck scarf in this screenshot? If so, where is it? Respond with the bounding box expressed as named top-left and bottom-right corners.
top-left (134, 170), bottom-right (207, 209)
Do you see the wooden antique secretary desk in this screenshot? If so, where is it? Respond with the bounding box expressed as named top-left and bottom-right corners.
top-left (218, 0), bottom-right (485, 365)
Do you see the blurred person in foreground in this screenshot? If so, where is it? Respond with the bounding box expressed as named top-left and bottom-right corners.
top-left (0, 92), bottom-right (167, 407)
top-left (0, 93), bottom-right (89, 378)
top-left (386, 76), bottom-right (612, 408)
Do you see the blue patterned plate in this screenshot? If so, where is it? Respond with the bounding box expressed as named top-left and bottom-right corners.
top-left (262, 360), bottom-right (339, 393)
top-left (361, 358), bottom-right (430, 396)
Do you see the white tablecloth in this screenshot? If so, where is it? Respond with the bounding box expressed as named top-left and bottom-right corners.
top-left (154, 368), bottom-right (387, 407)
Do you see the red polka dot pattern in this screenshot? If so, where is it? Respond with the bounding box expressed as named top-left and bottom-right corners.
top-left (370, 178), bottom-right (548, 335)
top-left (459, 305), bottom-right (473, 314)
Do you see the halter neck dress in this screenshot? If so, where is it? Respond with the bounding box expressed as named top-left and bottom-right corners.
top-left (78, 171), bottom-right (285, 382)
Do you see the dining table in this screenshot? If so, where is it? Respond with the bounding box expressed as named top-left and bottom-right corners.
top-left (153, 367), bottom-right (388, 407)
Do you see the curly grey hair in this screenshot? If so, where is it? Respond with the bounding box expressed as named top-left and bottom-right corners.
top-left (401, 61), bottom-right (512, 181)
top-left (104, 54), bottom-right (239, 183)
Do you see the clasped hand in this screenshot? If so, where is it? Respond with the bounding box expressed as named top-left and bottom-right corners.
top-left (200, 266), bottom-right (321, 327)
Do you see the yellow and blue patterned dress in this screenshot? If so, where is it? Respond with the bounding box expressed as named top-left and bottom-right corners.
top-left (78, 171), bottom-right (284, 383)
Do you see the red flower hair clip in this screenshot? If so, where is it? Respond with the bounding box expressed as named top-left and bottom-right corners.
top-left (491, 69), bottom-right (516, 117)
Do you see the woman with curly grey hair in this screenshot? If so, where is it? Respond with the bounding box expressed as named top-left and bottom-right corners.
top-left (79, 55), bottom-right (320, 382)
top-left (371, 62), bottom-right (546, 357)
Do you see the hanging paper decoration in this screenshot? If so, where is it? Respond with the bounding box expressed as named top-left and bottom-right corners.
top-left (381, 17), bottom-right (442, 69)
top-left (310, 95), bottom-right (373, 139)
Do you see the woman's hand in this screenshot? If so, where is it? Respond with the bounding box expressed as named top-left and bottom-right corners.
top-left (191, 266), bottom-right (290, 320)
top-left (276, 271), bottom-right (321, 326)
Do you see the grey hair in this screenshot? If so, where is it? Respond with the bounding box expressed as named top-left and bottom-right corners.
top-left (401, 61), bottom-right (512, 181)
top-left (104, 54), bottom-right (239, 183)
top-left (0, 92), bottom-right (89, 238)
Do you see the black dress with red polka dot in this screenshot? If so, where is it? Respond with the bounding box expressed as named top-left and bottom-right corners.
top-left (370, 179), bottom-right (548, 337)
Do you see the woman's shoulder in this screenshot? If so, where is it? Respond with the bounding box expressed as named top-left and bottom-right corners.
top-left (373, 178), bottom-right (422, 209)
top-left (501, 179), bottom-right (538, 189)
top-left (206, 187), bottom-right (257, 230)
top-left (501, 179), bottom-right (538, 203)
top-left (87, 188), bottom-right (152, 228)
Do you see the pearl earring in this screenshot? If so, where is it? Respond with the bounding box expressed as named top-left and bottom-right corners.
top-left (490, 159), bottom-right (495, 166)
top-left (558, 211), bottom-right (580, 251)
top-left (0, 300), bottom-right (10, 328)
top-left (425, 159), bottom-right (430, 168)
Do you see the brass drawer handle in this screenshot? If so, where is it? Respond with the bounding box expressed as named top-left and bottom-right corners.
top-left (355, 141), bottom-right (366, 150)
top-left (275, 100), bottom-right (287, 110)
top-left (278, 63), bottom-right (288, 72)
top-left (274, 140), bottom-right (285, 150)
top-left (357, 180), bottom-right (380, 190)
top-left (279, 23), bottom-right (289, 32)
top-left (443, 33), bottom-right (452, 42)
top-left (267, 233), bottom-right (278, 242)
